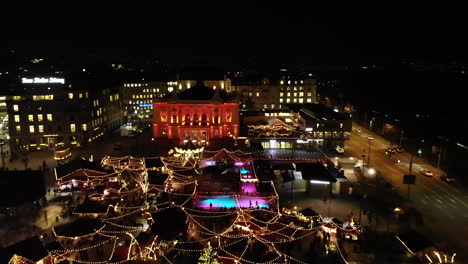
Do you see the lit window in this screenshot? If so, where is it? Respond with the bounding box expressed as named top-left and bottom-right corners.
top-left (299, 98), bottom-right (304, 103)
top-left (288, 80), bottom-right (291, 84)
top-left (86, 92), bottom-right (88, 98)
top-left (271, 104), bottom-right (275, 108)
top-left (263, 104), bottom-right (267, 108)
top-left (13, 96), bottom-right (22, 101)
top-left (286, 98), bottom-right (291, 103)
top-left (13, 105), bottom-right (19, 112)
top-left (28, 115), bottom-right (34, 122)
top-left (307, 92), bottom-right (312, 96)
top-left (38, 125), bottom-right (44, 133)
top-left (294, 87), bottom-right (297, 91)
top-left (249, 92), bottom-right (252, 96)
top-left (14, 115), bottom-right (20, 122)
top-left (68, 93), bottom-right (73, 99)
top-left (79, 93), bottom-right (83, 98)
top-left (110, 95), bottom-right (113, 102)
top-left (256, 92), bottom-right (260, 97)
top-left (16, 125), bottom-right (21, 133)
top-left (187, 82), bottom-right (191, 88)
top-left (280, 98), bottom-right (284, 103)
top-left (221, 83), bottom-right (225, 89)
top-left (287, 93), bottom-right (291, 97)
top-left (293, 98), bottom-right (297, 103)
top-left (280, 80), bottom-right (284, 85)
top-left (301, 80), bottom-right (304, 84)
top-left (294, 92), bottom-right (297, 97)
top-left (168, 87), bottom-right (173, 92)
top-left (115, 94), bottom-right (119, 100)
top-left (37, 114), bottom-right (43, 121)
top-left (300, 86), bottom-right (303, 90)
top-left (47, 114), bottom-right (52, 121)
top-left (132, 95), bottom-right (135, 99)
top-left (280, 92), bottom-right (284, 97)
top-left (70, 124), bottom-right (76, 133)
top-left (307, 98), bottom-right (312, 103)
top-left (299, 92), bottom-right (304, 97)
top-left (29, 125), bottom-right (35, 133)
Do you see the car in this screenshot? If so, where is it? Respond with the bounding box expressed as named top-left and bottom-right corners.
top-left (420, 169), bottom-right (434, 177)
top-left (386, 147), bottom-right (396, 154)
top-left (440, 175), bottom-right (455, 183)
top-left (356, 129), bottom-right (362, 133)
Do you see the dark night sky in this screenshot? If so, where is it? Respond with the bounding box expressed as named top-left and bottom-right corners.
top-left (3, 2), bottom-right (467, 66)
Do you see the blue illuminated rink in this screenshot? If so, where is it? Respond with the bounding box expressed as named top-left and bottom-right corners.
top-left (195, 195), bottom-right (269, 209)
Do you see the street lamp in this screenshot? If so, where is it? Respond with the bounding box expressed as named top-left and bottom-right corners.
top-left (399, 130), bottom-right (404, 147)
top-left (367, 136), bottom-right (373, 167)
top-left (0, 139), bottom-right (5, 169)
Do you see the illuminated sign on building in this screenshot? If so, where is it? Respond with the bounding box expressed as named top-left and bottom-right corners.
top-left (21, 77), bottom-right (65, 84)
top-left (139, 104), bottom-right (153, 107)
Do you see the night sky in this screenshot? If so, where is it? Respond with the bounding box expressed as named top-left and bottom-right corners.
top-left (3, 3), bottom-right (467, 66)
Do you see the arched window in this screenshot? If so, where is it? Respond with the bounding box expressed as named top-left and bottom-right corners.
top-left (202, 114), bottom-right (207, 125)
top-left (171, 115), bottom-right (177, 124)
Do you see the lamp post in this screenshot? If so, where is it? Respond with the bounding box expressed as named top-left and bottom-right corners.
top-left (0, 139), bottom-right (5, 169)
top-left (399, 130), bottom-right (404, 147)
top-left (367, 136), bottom-right (373, 167)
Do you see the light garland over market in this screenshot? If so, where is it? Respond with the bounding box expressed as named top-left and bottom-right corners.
top-left (9, 148), bottom-right (363, 264)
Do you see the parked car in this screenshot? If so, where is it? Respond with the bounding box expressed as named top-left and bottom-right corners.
top-left (395, 147), bottom-right (403, 153)
top-left (420, 169), bottom-right (434, 177)
top-left (440, 174), bottom-right (455, 183)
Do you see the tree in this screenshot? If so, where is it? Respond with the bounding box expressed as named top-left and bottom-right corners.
top-left (198, 242), bottom-right (221, 264)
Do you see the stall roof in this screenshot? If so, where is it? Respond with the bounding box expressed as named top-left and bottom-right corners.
top-left (56, 158), bottom-right (107, 177)
top-left (145, 157), bottom-right (163, 168)
top-left (295, 163), bottom-right (336, 183)
top-left (0, 236), bottom-right (48, 262)
top-left (54, 218), bottom-right (104, 237)
top-left (327, 166), bottom-right (348, 182)
top-left (299, 208), bottom-right (319, 217)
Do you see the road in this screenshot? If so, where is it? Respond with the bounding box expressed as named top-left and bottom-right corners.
top-left (346, 121), bottom-right (468, 262)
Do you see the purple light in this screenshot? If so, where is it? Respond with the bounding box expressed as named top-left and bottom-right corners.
top-left (234, 162), bottom-right (244, 166)
top-left (242, 174), bottom-right (252, 179)
top-left (241, 182), bottom-right (257, 193)
top-left (194, 195), bottom-right (269, 209)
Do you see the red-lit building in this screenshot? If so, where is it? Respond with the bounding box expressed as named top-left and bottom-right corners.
top-left (152, 82), bottom-right (239, 145)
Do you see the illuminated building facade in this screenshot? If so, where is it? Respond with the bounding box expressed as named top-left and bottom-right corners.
top-left (4, 76), bottom-right (122, 151)
top-left (120, 80), bottom-right (228, 122)
top-left (152, 82), bottom-right (239, 145)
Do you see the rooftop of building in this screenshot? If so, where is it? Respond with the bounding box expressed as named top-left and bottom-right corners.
top-left (0, 236), bottom-right (49, 262)
top-left (285, 103), bottom-right (351, 121)
top-left (159, 80), bottom-right (238, 102)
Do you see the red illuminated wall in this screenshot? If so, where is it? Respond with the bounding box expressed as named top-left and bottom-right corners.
top-left (153, 102), bottom-right (239, 144)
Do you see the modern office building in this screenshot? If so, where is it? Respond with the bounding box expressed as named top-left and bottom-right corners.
top-left (120, 80), bottom-right (228, 122)
top-left (120, 75), bottom-right (316, 121)
top-left (4, 76), bottom-right (122, 151)
top-left (228, 77), bottom-right (317, 110)
top-left (152, 81), bottom-right (239, 145)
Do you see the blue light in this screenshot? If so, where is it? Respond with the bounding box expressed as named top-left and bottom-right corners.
top-left (139, 104), bottom-right (152, 107)
top-left (240, 169), bottom-right (249, 174)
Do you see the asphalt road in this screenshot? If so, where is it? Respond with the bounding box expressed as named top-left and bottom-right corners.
top-left (346, 122), bottom-right (468, 262)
